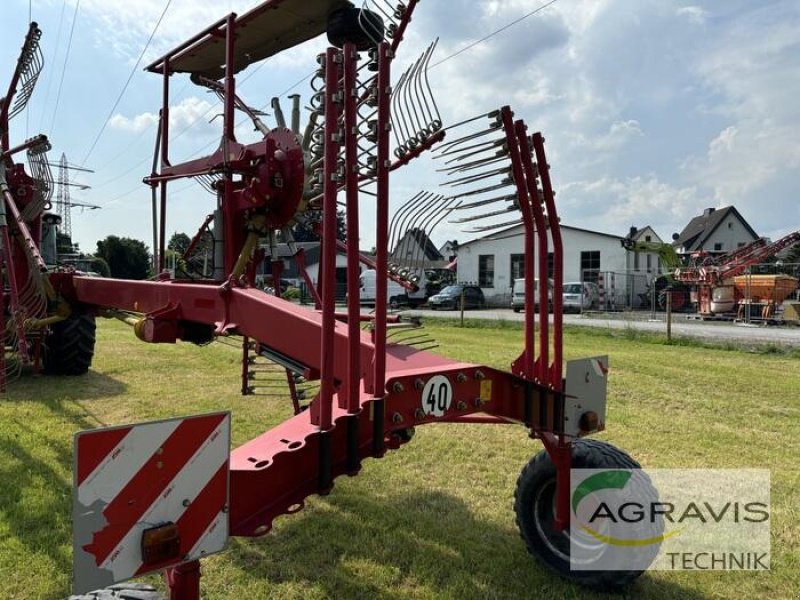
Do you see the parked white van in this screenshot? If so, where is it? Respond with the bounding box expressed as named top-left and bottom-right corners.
top-left (359, 269), bottom-right (410, 307)
top-left (511, 278), bottom-right (553, 313)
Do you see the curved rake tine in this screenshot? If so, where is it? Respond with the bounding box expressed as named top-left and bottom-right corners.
top-left (438, 153), bottom-right (508, 174)
top-left (390, 68), bottom-right (411, 151)
top-left (450, 206), bottom-right (517, 223)
top-left (412, 43), bottom-right (437, 134)
top-left (444, 179), bottom-right (515, 200)
top-left (421, 201), bottom-right (462, 269)
top-left (436, 123), bottom-right (503, 152)
top-left (399, 193), bottom-right (444, 272)
top-left (443, 139), bottom-right (507, 166)
top-left (444, 165), bottom-right (512, 187)
top-left (359, 2), bottom-right (391, 47)
top-left (390, 190), bottom-right (431, 253)
top-left (409, 197), bottom-right (450, 275)
top-left (393, 67), bottom-right (418, 155)
top-left (8, 24), bottom-right (44, 121)
top-left (391, 191), bottom-right (435, 259)
top-left (403, 194), bottom-right (444, 256)
top-left (420, 38), bottom-right (442, 131)
top-left (434, 137), bottom-right (503, 160)
top-left (440, 110), bottom-right (499, 133)
top-left (389, 190), bottom-right (428, 253)
top-left (455, 193), bottom-right (517, 210)
top-left (463, 218), bottom-right (522, 233)
top-left (403, 52), bottom-right (427, 141)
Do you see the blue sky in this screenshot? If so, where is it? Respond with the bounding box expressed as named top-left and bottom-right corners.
top-left (2, 0), bottom-right (798, 253)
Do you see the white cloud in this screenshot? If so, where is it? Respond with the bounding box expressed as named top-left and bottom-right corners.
top-left (109, 96), bottom-right (216, 134)
top-left (676, 6), bottom-right (709, 25)
top-left (560, 175), bottom-right (701, 238)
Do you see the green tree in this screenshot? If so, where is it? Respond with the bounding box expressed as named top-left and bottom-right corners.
top-left (56, 232), bottom-right (74, 254)
top-left (167, 232), bottom-right (192, 256)
top-left (89, 256), bottom-right (111, 278)
top-left (96, 236), bottom-right (151, 280)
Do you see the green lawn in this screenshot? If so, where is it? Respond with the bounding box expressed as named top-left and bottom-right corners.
top-left (1, 319), bottom-right (798, 599)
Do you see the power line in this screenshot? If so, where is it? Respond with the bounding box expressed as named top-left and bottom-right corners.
top-left (49, 0), bottom-right (81, 137)
top-left (80, 0), bottom-right (174, 166)
top-left (94, 1), bottom-right (558, 205)
top-left (430, 0), bottom-right (561, 68)
top-left (38, 0), bottom-right (67, 132)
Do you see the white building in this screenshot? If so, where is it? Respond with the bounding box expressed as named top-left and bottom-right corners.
top-left (456, 223), bottom-right (647, 308)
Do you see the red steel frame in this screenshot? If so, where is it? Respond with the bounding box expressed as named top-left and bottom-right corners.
top-left (2, 6), bottom-right (592, 599)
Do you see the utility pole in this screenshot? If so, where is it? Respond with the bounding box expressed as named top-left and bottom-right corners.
top-left (50, 153), bottom-right (98, 241)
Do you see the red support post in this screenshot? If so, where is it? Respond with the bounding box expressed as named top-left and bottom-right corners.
top-left (342, 42), bottom-right (361, 413)
top-left (164, 560), bottom-right (201, 600)
top-left (315, 48), bottom-right (342, 431)
top-left (500, 107), bottom-right (535, 380)
top-left (514, 122), bottom-right (549, 382)
top-left (532, 133), bottom-right (563, 390)
top-left (369, 41), bottom-right (391, 455)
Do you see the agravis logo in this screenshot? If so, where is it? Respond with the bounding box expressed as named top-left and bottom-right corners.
top-left (569, 469), bottom-right (771, 571)
top-left (571, 470), bottom-right (680, 546)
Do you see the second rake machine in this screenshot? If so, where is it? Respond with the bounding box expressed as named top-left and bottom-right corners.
top-left (1, 1), bottom-right (658, 598)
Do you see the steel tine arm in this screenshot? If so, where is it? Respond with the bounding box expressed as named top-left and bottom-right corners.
top-left (463, 218), bottom-right (522, 233)
top-left (420, 38), bottom-right (442, 130)
top-left (444, 179), bottom-right (514, 200)
top-left (434, 137), bottom-right (502, 160)
top-left (440, 109), bottom-right (499, 133)
top-left (443, 165), bottom-right (512, 187)
top-left (389, 190), bottom-right (428, 252)
top-left (454, 193), bottom-right (516, 210)
top-left (450, 206), bottom-right (516, 223)
top-left (438, 153), bottom-right (508, 174)
top-left (390, 191), bottom-right (433, 255)
top-left (436, 123), bottom-right (503, 152)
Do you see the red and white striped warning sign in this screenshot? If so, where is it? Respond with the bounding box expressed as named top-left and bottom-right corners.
top-left (72, 412), bottom-right (230, 595)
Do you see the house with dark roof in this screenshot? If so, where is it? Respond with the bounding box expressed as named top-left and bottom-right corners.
top-left (673, 206), bottom-right (759, 256)
top-left (390, 228), bottom-right (447, 268)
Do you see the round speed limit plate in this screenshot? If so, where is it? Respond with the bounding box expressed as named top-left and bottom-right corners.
top-left (421, 375), bottom-right (453, 417)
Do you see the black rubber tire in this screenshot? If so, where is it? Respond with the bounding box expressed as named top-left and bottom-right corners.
top-left (327, 8), bottom-right (384, 50)
top-left (67, 582), bottom-right (164, 599)
top-left (514, 438), bottom-right (659, 590)
top-left (513, 307), bottom-right (521, 313)
top-left (44, 312), bottom-right (96, 375)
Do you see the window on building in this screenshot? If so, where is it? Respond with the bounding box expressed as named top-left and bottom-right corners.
top-left (634, 252), bottom-right (640, 271)
top-left (479, 254), bottom-right (495, 287)
top-left (645, 235), bottom-right (652, 242)
top-left (738, 242), bottom-right (746, 248)
top-left (714, 243), bottom-right (723, 251)
top-left (657, 257), bottom-right (662, 272)
top-left (646, 254), bottom-right (652, 271)
top-left (547, 252), bottom-right (554, 279)
top-left (728, 222), bottom-right (733, 229)
top-left (510, 253), bottom-right (524, 281)
top-left (580, 251), bottom-right (600, 282)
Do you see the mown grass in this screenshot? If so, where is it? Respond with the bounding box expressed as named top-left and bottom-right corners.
top-left (1, 319), bottom-right (798, 599)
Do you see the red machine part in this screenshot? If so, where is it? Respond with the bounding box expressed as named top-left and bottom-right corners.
top-left (2, 3), bottom-right (619, 598)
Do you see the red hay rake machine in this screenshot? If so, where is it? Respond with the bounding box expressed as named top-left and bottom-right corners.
top-left (2, 2), bottom-right (656, 598)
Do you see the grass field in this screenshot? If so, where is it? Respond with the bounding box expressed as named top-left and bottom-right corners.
top-left (1, 318), bottom-right (798, 599)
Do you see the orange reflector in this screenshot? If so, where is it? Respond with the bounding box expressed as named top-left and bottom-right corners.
top-left (141, 522), bottom-right (181, 566)
top-left (578, 411), bottom-right (599, 433)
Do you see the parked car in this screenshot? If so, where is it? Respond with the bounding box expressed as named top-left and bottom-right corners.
top-left (428, 284), bottom-right (485, 310)
top-left (511, 278), bottom-right (553, 313)
top-left (359, 269), bottom-right (410, 307)
top-left (562, 281), bottom-right (600, 312)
